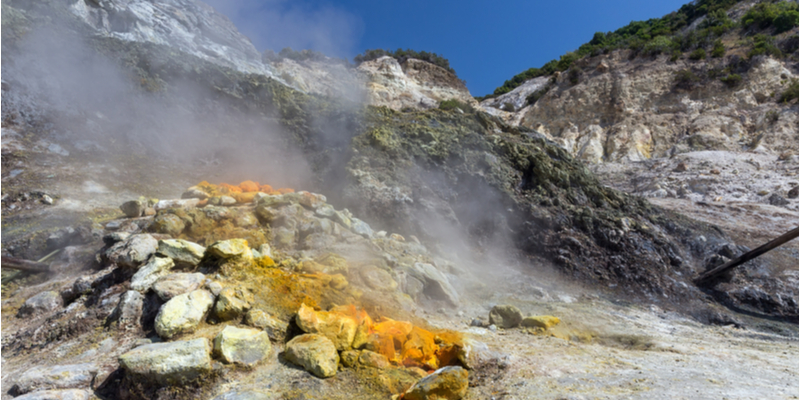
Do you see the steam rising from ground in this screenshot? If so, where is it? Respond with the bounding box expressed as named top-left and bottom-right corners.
top-left (203, 0), bottom-right (364, 58)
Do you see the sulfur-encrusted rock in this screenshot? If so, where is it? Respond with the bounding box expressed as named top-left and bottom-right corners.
top-left (118, 338), bottom-right (212, 385)
top-left (157, 239), bottom-right (206, 267)
top-left (155, 290), bottom-right (215, 339)
top-left (213, 326), bottom-right (271, 365)
top-left (489, 305), bottom-right (523, 329)
top-left (208, 239), bottom-right (252, 262)
top-left (244, 309), bottom-right (286, 340)
top-left (295, 303), bottom-right (357, 351)
top-left (284, 334), bottom-right (339, 378)
top-left (215, 287), bottom-right (253, 321)
top-left (13, 389), bottom-right (92, 400)
top-left (130, 256), bottom-right (174, 292)
top-left (521, 315), bottom-right (560, 329)
top-left (403, 366), bottom-right (469, 400)
top-left (13, 363), bottom-right (98, 394)
top-left (120, 200), bottom-right (145, 218)
top-left (151, 213), bottom-right (186, 236)
top-left (340, 350), bottom-right (360, 368)
top-left (152, 273), bottom-right (206, 301)
top-left (104, 234), bottom-right (158, 269)
top-left (358, 350), bottom-right (390, 369)
top-left (18, 291), bottom-right (62, 317)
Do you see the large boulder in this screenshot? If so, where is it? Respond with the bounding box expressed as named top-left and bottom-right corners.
top-left (403, 366), bottom-right (469, 400)
top-left (120, 200), bottom-right (145, 218)
top-left (295, 303), bottom-right (357, 351)
top-left (104, 234), bottom-right (158, 269)
top-left (213, 326), bottom-right (271, 365)
top-left (156, 239), bottom-right (206, 267)
top-left (130, 256), bottom-right (174, 292)
top-left (12, 389), bottom-right (92, 400)
top-left (118, 338), bottom-right (212, 386)
top-left (155, 290), bottom-right (215, 339)
top-left (18, 291), bottom-right (62, 317)
top-left (489, 305), bottom-right (523, 329)
top-left (284, 334), bottom-right (339, 378)
top-left (411, 263), bottom-right (460, 306)
top-left (152, 273), bottom-right (206, 301)
top-left (13, 363), bottom-right (98, 394)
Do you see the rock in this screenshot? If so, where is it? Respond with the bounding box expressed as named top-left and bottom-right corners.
top-left (244, 309), bottom-right (286, 340)
top-left (332, 210), bottom-right (352, 229)
top-left (157, 239), bottom-right (206, 267)
top-left (215, 287), bottom-right (253, 321)
top-left (360, 266), bottom-right (398, 291)
top-left (205, 280), bottom-right (224, 296)
top-left (273, 227), bottom-right (296, 249)
top-left (154, 198), bottom-right (200, 210)
top-left (233, 211), bottom-right (258, 227)
top-left (118, 338), bottom-right (212, 386)
top-left (41, 195), bottom-right (54, 205)
top-left (130, 256), bottom-right (175, 292)
top-left (213, 326), bottom-right (271, 365)
top-left (673, 162), bottom-right (688, 172)
top-left (411, 263), bottom-right (460, 306)
top-left (329, 274), bottom-right (348, 290)
top-left (219, 196), bottom-right (237, 206)
top-left (182, 187), bottom-right (210, 200)
top-left (297, 191), bottom-right (327, 209)
top-left (115, 290), bottom-right (144, 328)
top-left (757, 189), bottom-right (770, 196)
top-left (340, 350), bottom-right (360, 368)
top-left (390, 233), bottom-right (405, 242)
top-left (152, 213), bottom-right (186, 236)
top-left (456, 338), bottom-right (494, 370)
top-left (208, 239), bottom-right (253, 262)
top-left (105, 220), bottom-right (124, 231)
top-left (788, 186), bottom-right (799, 199)
top-left (284, 334), bottom-right (339, 378)
top-left (120, 200), bottom-right (145, 218)
top-left (358, 350), bottom-right (390, 369)
top-left (350, 218), bottom-right (373, 238)
top-left (521, 315), bottom-right (561, 329)
top-left (489, 305), bottom-right (523, 329)
top-left (103, 231), bottom-right (131, 246)
top-left (104, 234), bottom-right (158, 269)
top-left (596, 61), bottom-right (609, 73)
top-left (152, 273), bottom-right (206, 301)
top-left (13, 363), bottom-right (98, 394)
top-left (402, 366), bottom-right (469, 400)
top-left (12, 389), bottom-right (92, 400)
top-left (211, 390), bottom-right (277, 400)
top-left (768, 193), bottom-right (789, 206)
top-left (19, 291), bottom-right (62, 317)
top-left (155, 289), bottom-right (215, 339)
top-left (295, 303), bottom-right (357, 350)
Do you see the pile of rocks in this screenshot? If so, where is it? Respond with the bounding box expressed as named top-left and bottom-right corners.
top-left (471, 304), bottom-right (561, 334)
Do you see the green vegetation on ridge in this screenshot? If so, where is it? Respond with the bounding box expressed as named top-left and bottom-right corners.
top-left (484, 0), bottom-right (798, 98)
top-left (353, 48), bottom-right (458, 76)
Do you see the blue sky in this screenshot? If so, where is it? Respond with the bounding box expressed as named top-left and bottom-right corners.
top-left (207, 0), bottom-right (690, 96)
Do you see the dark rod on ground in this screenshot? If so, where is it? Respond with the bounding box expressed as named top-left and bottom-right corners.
top-left (1, 256), bottom-right (52, 273)
top-left (695, 226), bottom-right (799, 283)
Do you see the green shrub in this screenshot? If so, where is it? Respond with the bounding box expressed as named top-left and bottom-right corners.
top-left (774, 6), bottom-right (799, 33)
top-left (689, 48), bottom-right (707, 60)
top-left (675, 69), bottom-right (701, 89)
top-left (644, 36), bottom-right (678, 55)
top-left (742, 1), bottom-right (798, 33)
top-left (748, 34), bottom-right (782, 58)
top-left (568, 66), bottom-right (582, 85)
top-left (439, 99), bottom-right (474, 113)
top-left (765, 110), bottom-right (780, 124)
top-left (720, 74), bottom-right (742, 87)
top-left (711, 40), bottom-right (726, 58)
top-left (778, 78), bottom-right (799, 103)
top-left (670, 51), bottom-right (682, 62)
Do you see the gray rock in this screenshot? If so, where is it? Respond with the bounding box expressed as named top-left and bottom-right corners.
top-left (152, 273), bottom-right (206, 301)
top-left (115, 290), bottom-right (144, 328)
top-left (412, 262), bottom-right (460, 306)
top-left (284, 334), bottom-right (339, 378)
top-left (360, 266), bottom-right (397, 291)
top-left (213, 326), bottom-right (271, 365)
top-left (13, 389), bottom-right (92, 400)
top-left (155, 290), bottom-right (215, 339)
top-left (104, 234), bottom-right (158, 269)
top-left (157, 239), bottom-right (206, 267)
top-left (205, 280), bottom-right (224, 296)
top-left (13, 363), bottom-right (98, 394)
top-left (211, 390), bottom-right (277, 400)
top-left (105, 220), bottom-right (124, 230)
top-left (215, 287), bottom-right (253, 321)
top-left (118, 338), bottom-right (212, 386)
top-left (220, 196), bottom-right (237, 206)
top-left (151, 213), bottom-right (186, 236)
top-left (182, 187), bottom-right (209, 200)
top-left (788, 186), bottom-right (799, 199)
top-left (154, 199), bottom-right (200, 210)
top-left (768, 193), bottom-right (789, 206)
top-left (102, 231), bottom-right (131, 246)
top-left (130, 256), bottom-right (174, 292)
top-left (19, 291), bottom-right (62, 317)
top-left (244, 309), bottom-right (286, 340)
top-left (489, 305), bottom-right (523, 329)
top-left (41, 195), bottom-right (54, 205)
top-left (403, 366), bottom-right (469, 400)
top-left (314, 204), bottom-right (336, 218)
top-left (350, 218), bottom-right (373, 238)
top-left (120, 200), bottom-right (145, 218)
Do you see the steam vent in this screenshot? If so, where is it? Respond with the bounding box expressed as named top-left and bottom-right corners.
top-left (1, 0), bottom-right (798, 399)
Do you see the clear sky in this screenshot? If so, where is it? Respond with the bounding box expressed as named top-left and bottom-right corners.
top-left (207, 0), bottom-right (690, 96)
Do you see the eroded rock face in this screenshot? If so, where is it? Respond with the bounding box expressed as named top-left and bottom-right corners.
top-left (155, 289), bottom-right (215, 339)
top-left (284, 334), bottom-right (339, 378)
top-left (13, 363), bottom-right (98, 394)
top-left (213, 326), bottom-right (271, 365)
top-left (403, 366), bottom-right (469, 400)
top-left (118, 338), bottom-right (212, 386)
